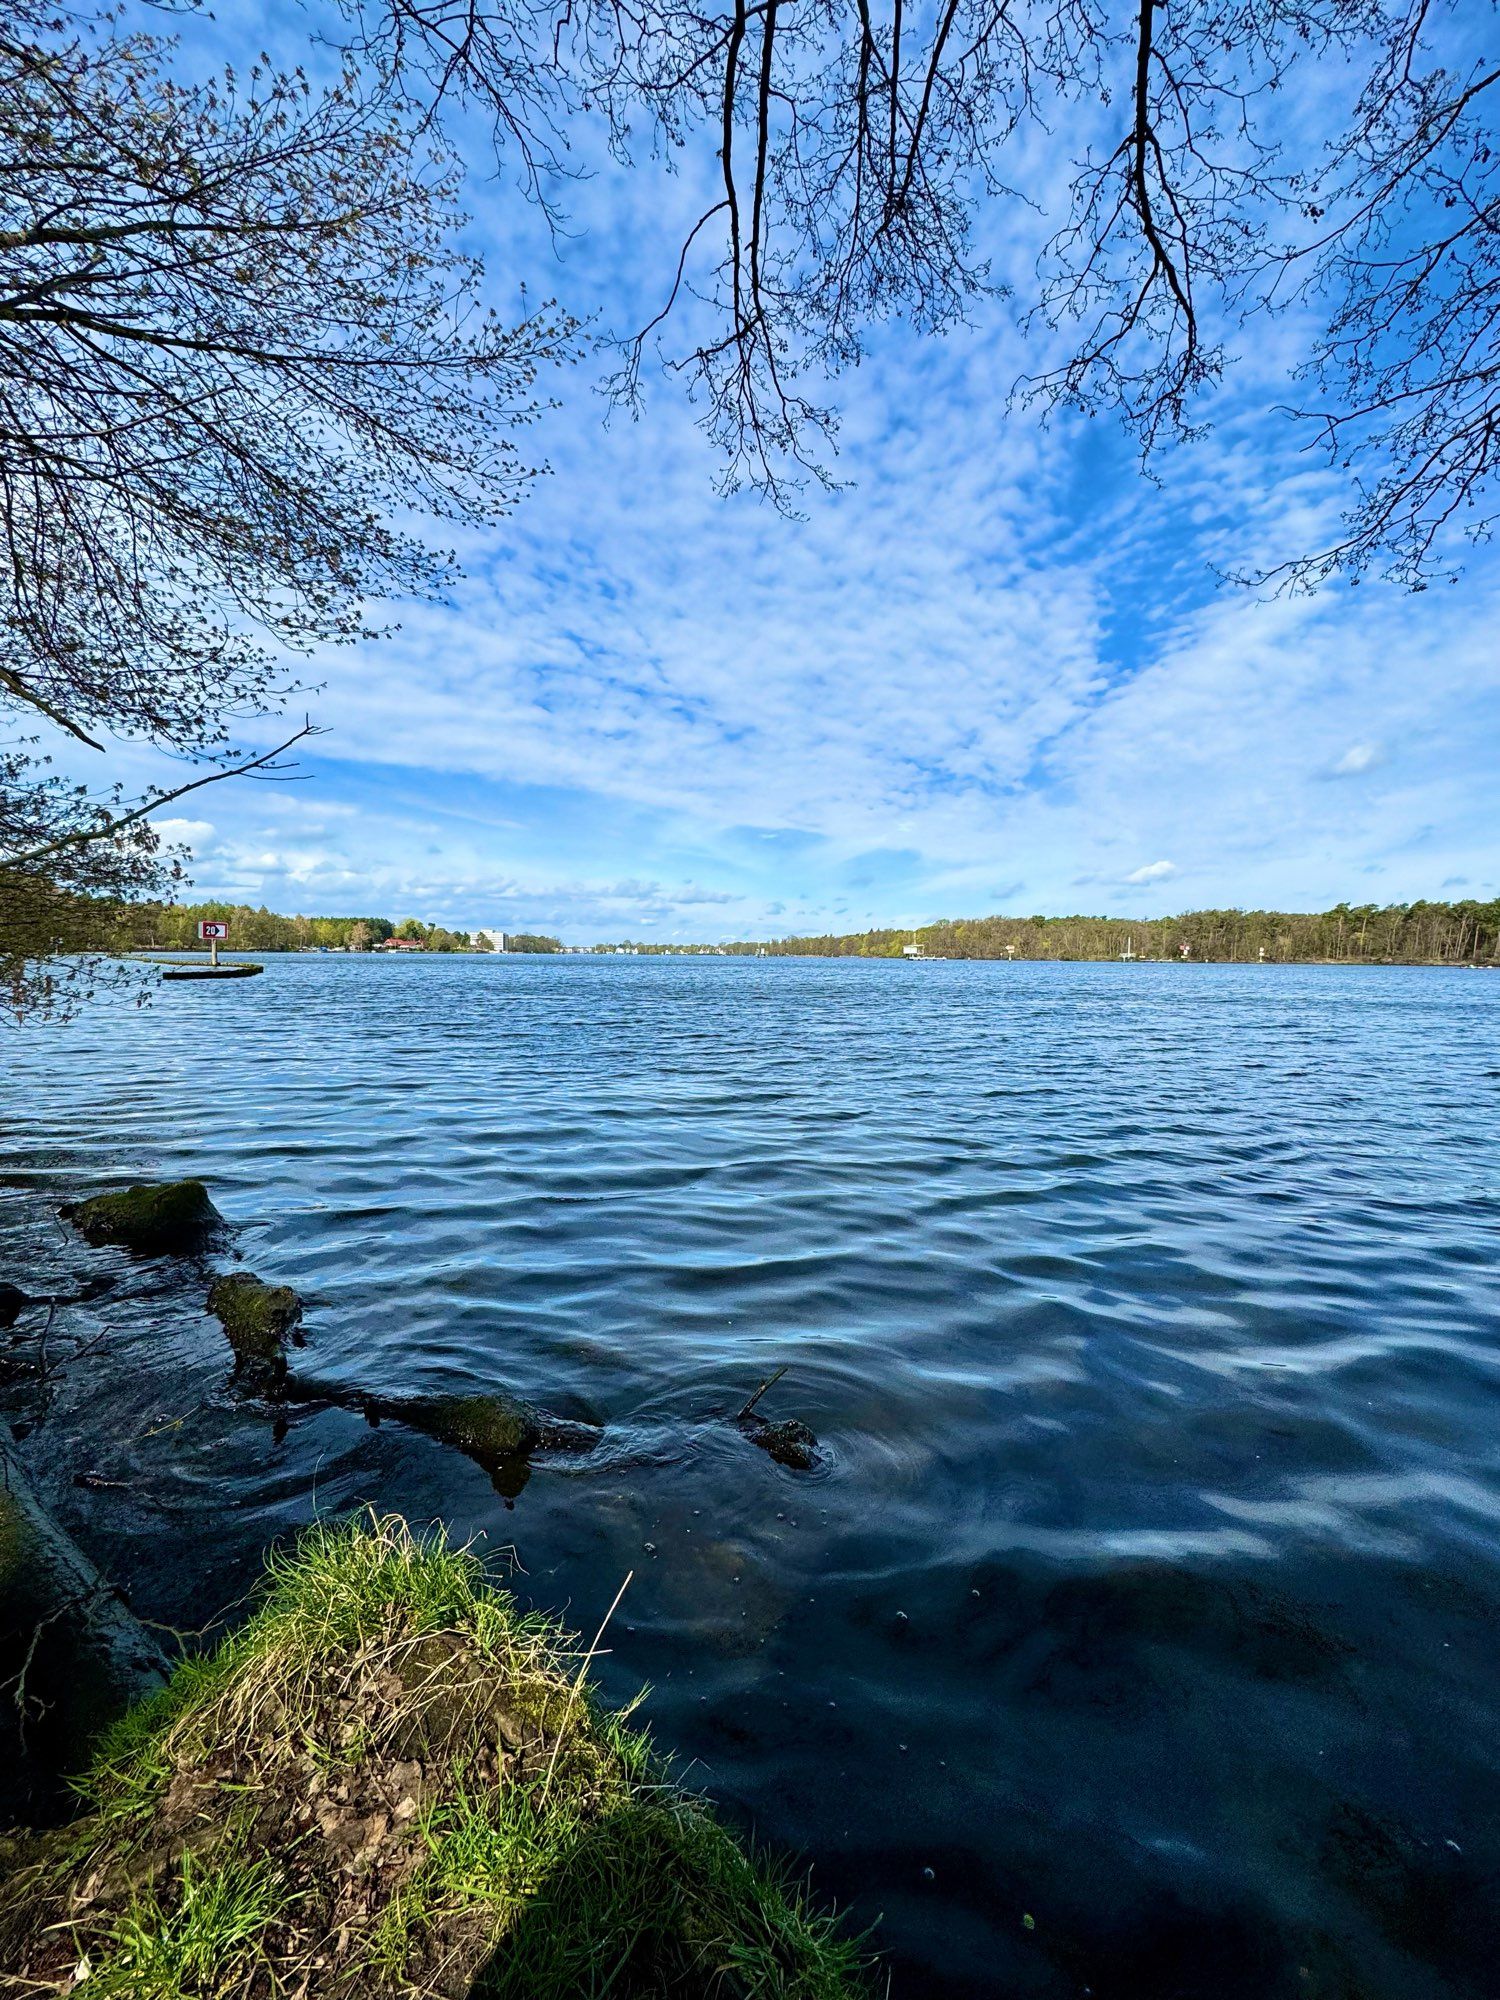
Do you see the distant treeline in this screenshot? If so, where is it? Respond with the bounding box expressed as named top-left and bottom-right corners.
top-left (19, 899), bottom-right (579, 956)
top-left (38, 901), bottom-right (485, 954)
top-left (604, 901), bottom-right (1500, 963)
top-left (21, 893), bottom-right (1498, 967)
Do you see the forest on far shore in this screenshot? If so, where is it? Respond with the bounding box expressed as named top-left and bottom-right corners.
top-left (23, 894), bottom-right (1500, 966)
top-left (606, 900), bottom-right (1500, 963)
top-left (23, 900), bottom-right (560, 956)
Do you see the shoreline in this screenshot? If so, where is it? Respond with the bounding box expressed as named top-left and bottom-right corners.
top-left (0, 1181), bottom-right (862, 1996)
top-left (119, 948), bottom-right (1500, 967)
top-left (33, 894), bottom-right (1500, 972)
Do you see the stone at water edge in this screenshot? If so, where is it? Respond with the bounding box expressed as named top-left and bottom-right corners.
top-left (347, 1390), bottom-right (602, 1498)
top-left (388, 1391), bottom-right (601, 1465)
top-left (272, 1376), bottom-right (602, 1498)
top-left (411, 1391), bottom-right (543, 1459)
top-left (63, 1180), bottom-right (224, 1256)
top-left (207, 1271), bottom-right (302, 1395)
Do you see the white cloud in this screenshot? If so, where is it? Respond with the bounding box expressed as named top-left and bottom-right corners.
top-left (1123, 861), bottom-right (1178, 885)
top-left (1330, 742), bottom-right (1384, 776)
top-left (152, 817), bottom-right (218, 848)
top-left (27, 129), bottom-right (1500, 942)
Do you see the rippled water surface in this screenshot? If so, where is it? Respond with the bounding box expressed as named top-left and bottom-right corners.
top-left (4, 956), bottom-right (1499, 1996)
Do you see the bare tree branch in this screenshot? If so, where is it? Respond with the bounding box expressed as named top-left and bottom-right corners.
top-left (8, 722), bottom-right (322, 871)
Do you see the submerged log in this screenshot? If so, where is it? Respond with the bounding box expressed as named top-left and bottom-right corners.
top-left (738, 1412), bottom-right (821, 1471)
top-left (361, 1391), bottom-right (601, 1497)
top-left (0, 1437), bottom-right (169, 1823)
top-left (734, 1368), bottom-right (821, 1469)
top-left (283, 1377), bottom-right (601, 1497)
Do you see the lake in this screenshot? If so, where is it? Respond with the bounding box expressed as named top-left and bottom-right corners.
top-left (2, 955), bottom-right (1498, 1997)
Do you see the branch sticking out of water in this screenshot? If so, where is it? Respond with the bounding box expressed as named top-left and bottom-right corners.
top-left (736, 1366), bottom-right (788, 1421)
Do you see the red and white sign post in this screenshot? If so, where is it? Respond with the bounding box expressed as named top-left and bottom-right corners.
top-left (198, 919), bottom-right (228, 967)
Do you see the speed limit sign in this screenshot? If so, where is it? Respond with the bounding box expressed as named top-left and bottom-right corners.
top-left (198, 921), bottom-right (228, 941)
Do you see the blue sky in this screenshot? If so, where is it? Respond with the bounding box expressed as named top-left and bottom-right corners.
top-left (72, 10), bottom-right (1500, 942)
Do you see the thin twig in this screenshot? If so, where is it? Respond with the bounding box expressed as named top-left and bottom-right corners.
top-left (736, 1365), bottom-right (787, 1421)
top-left (540, 1570), bottom-right (633, 1806)
top-left (3, 1588), bottom-right (107, 1749)
top-left (34, 1298), bottom-right (56, 1384)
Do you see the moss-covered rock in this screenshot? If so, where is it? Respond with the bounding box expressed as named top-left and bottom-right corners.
top-left (0, 1515), bottom-right (872, 1997)
top-left (278, 1379), bottom-right (601, 1497)
top-left (207, 1271), bottom-right (301, 1394)
top-left (412, 1391), bottom-right (541, 1458)
top-left (63, 1179), bottom-right (224, 1255)
top-left (369, 1392), bottom-right (600, 1496)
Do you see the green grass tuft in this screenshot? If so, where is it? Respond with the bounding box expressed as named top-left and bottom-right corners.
top-left (87, 1851), bottom-right (293, 1998)
top-left (2, 1513), bottom-right (874, 1999)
